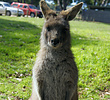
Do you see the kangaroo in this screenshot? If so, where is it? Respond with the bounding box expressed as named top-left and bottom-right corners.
top-left (30, 0), bottom-right (83, 100)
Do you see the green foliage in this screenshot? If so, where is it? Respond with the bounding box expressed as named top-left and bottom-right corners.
top-left (75, 0), bottom-right (110, 6)
top-left (54, 0), bottom-right (73, 10)
top-left (27, 0), bottom-right (40, 7)
top-left (70, 20), bottom-right (110, 99)
top-left (0, 16), bottom-right (43, 99)
top-left (0, 16), bottom-right (110, 99)
top-left (75, 0), bottom-right (95, 5)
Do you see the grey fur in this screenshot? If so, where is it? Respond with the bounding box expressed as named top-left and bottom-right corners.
top-left (29, 1), bottom-right (83, 100)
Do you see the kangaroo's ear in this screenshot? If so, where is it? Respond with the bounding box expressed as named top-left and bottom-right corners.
top-left (60, 2), bottom-right (83, 21)
top-left (40, 0), bottom-right (57, 20)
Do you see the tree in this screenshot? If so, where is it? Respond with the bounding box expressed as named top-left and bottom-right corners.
top-left (74, 0), bottom-right (94, 5)
top-left (101, 0), bottom-right (110, 6)
top-left (54, 0), bottom-right (72, 10)
top-left (74, 0), bottom-right (110, 6)
top-left (27, 0), bottom-right (40, 6)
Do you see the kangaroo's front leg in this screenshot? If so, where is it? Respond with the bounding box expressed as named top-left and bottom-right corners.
top-left (37, 80), bottom-right (45, 100)
top-left (65, 81), bottom-right (78, 100)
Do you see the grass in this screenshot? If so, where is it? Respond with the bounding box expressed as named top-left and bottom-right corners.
top-left (0, 16), bottom-right (110, 100)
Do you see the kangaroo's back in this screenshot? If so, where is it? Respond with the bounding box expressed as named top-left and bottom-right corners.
top-left (30, 1), bottom-right (83, 100)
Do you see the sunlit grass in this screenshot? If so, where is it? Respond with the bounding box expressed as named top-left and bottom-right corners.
top-left (0, 16), bottom-right (110, 99)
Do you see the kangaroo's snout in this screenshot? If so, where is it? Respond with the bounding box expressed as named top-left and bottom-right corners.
top-left (51, 38), bottom-right (59, 47)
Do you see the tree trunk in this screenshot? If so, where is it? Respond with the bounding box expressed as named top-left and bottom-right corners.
top-left (101, 0), bottom-right (106, 6)
top-left (57, 0), bottom-right (70, 10)
top-left (94, 0), bottom-right (97, 5)
top-left (63, 0), bottom-right (67, 10)
top-left (57, 0), bottom-right (63, 10)
top-left (105, 0), bottom-right (108, 6)
top-left (31, 0), bottom-right (34, 4)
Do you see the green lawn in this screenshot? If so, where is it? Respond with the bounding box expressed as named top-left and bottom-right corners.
top-left (0, 16), bottom-right (110, 100)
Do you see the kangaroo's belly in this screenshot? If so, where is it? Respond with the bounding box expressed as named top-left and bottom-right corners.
top-left (33, 59), bottom-right (78, 100)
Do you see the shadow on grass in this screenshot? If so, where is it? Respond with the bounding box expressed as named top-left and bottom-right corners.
top-left (0, 18), bottom-right (110, 99)
top-left (0, 18), bottom-right (103, 78)
top-left (0, 18), bottom-right (41, 78)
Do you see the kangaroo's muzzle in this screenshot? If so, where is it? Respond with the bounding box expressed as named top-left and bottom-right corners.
top-left (51, 38), bottom-right (60, 47)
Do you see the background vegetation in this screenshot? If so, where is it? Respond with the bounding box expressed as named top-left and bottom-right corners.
top-left (0, 16), bottom-right (110, 99)
top-left (1, 0), bottom-right (110, 10)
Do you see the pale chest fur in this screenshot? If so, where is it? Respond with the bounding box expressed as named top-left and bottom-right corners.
top-left (34, 48), bottom-right (78, 79)
top-left (33, 48), bottom-right (78, 99)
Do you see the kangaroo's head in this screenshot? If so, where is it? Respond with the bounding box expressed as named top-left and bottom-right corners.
top-left (40, 0), bottom-right (83, 49)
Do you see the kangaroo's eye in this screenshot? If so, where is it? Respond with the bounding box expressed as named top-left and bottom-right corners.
top-left (47, 27), bottom-right (50, 31)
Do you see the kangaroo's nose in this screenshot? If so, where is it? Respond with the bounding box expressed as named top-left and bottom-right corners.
top-left (51, 39), bottom-right (59, 47)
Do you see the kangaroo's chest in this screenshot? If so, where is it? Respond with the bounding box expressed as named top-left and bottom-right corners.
top-left (36, 57), bottom-right (76, 84)
top-left (33, 54), bottom-right (78, 100)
